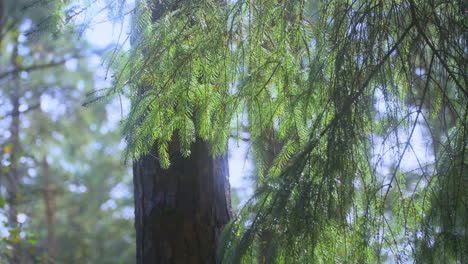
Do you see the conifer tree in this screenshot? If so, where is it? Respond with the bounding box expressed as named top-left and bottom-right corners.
top-left (107, 0), bottom-right (466, 263)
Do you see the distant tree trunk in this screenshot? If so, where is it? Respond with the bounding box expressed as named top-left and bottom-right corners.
top-left (7, 33), bottom-right (22, 264)
top-left (43, 157), bottom-right (56, 263)
top-left (0, 0), bottom-right (4, 41)
top-left (255, 130), bottom-right (281, 264)
top-left (133, 138), bottom-right (232, 264)
top-left (7, 92), bottom-right (20, 222)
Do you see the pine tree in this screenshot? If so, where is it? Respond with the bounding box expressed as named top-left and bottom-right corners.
top-left (107, 0), bottom-right (466, 263)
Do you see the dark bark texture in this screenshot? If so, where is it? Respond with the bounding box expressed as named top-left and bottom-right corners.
top-left (133, 138), bottom-right (232, 264)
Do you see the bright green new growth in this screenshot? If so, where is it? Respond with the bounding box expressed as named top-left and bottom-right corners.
top-left (108, 0), bottom-right (466, 263)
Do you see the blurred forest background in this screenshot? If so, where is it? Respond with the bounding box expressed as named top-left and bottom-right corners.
top-left (0, 0), bottom-right (466, 263)
top-left (0, 0), bottom-right (137, 263)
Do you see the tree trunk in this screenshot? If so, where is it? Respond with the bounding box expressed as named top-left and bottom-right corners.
top-left (256, 131), bottom-right (281, 264)
top-left (7, 34), bottom-right (22, 264)
top-left (133, 138), bottom-right (232, 264)
top-left (43, 157), bottom-right (56, 263)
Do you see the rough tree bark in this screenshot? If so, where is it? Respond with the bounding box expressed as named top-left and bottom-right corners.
top-left (133, 138), bottom-right (232, 264)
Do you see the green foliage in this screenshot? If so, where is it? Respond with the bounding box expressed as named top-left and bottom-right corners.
top-left (107, 0), bottom-right (466, 263)
top-left (107, 0), bottom-right (238, 167)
